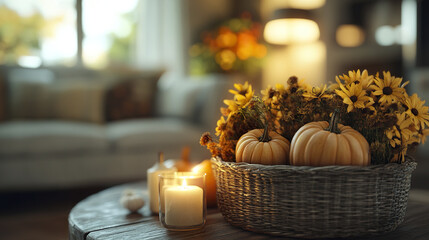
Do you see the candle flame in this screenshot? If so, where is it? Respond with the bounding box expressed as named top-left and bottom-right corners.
top-left (182, 179), bottom-right (187, 187)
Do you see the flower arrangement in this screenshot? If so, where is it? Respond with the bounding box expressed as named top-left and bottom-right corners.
top-left (201, 69), bottom-right (429, 164)
top-left (189, 12), bottom-right (266, 76)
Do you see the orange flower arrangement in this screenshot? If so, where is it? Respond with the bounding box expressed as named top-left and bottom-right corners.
top-left (189, 12), bottom-right (266, 75)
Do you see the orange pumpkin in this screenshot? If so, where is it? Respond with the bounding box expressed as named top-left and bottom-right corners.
top-left (290, 111), bottom-right (370, 166)
top-left (193, 159), bottom-right (217, 208)
top-left (236, 126), bottom-right (290, 165)
top-left (164, 146), bottom-right (194, 172)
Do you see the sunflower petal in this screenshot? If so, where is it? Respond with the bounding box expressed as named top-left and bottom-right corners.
top-left (336, 89), bottom-right (349, 100)
top-left (343, 98), bottom-right (353, 105)
top-left (373, 90), bottom-right (383, 95)
top-left (229, 90), bottom-right (239, 95)
top-left (355, 101), bottom-right (365, 108)
top-left (401, 81), bottom-right (409, 88)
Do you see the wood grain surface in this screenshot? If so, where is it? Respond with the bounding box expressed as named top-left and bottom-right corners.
top-left (69, 182), bottom-right (429, 240)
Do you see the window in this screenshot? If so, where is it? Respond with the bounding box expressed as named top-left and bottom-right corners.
top-left (0, 0), bottom-right (76, 67)
top-left (82, 0), bottom-right (138, 68)
top-left (0, 0), bottom-right (138, 69)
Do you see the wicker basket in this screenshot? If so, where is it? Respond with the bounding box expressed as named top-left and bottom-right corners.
top-left (211, 156), bottom-right (417, 238)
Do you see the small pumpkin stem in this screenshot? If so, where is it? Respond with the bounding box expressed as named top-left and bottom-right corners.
top-left (259, 124), bottom-right (271, 142)
top-left (326, 110), bottom-right (341, 134)
top-left (181, 146), bottom-right (190, 163)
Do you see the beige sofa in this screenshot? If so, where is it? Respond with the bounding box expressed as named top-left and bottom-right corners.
top-left (0, 67), bottom-right (231, 190)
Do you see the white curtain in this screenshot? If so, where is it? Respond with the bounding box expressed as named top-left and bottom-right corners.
top-left (135, 0), bottom-right (189, 77)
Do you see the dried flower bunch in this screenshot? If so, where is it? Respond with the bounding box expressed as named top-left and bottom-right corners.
top-left (201, 70), bottom-right (429, 164)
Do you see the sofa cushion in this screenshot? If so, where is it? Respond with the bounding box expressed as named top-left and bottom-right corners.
top-left (5, 68), bottom-right (109, 123)
top-left (107, 118), bottom-right (204, 152)
top-left (50, 80), bottom-right (106, 124)
top-left (0, 121), bottom-right (109, 156)
top-left (7, 68), bottom-right (55, 119)
top-left (104, 69), bottom-right (163, 122)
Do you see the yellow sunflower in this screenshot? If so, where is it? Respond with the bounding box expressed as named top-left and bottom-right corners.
top-left (385, 112), bottom-right (413, 148)
top-left (235, 91), bottom-right (253, 106)
top-left (220, 107), bottom-right (230, 117)
top-left (303, 84), bottom-right (332, 99)
top-left (337, 69), bottom-right (374, 90)
top-left (261, 85), bottom-right (274, 102)
top-left (386, 126), bottom-right (401, 148)
top-left (372, 71), bottom-right (408, 105)
top-left (335, 82), bottom-right (372, 112)
top-left (297, 79), bottom-right (311, 92)
top-left (328, 82), bottom-right (339, 91)
top-left (286, 76), bottom-right (310, 93)
top-left (275, 83), bottom-right (289, 103)
top-left (261, 86), bottom-right (279, 109)
top-left (224, 81), bottom-right (254, 112)
top-left (399, 129), bottom-right (420, 156)
top-left (215, 116), bottom-right (227, 136)
top-left (229, 82), bottom-right (253, 100)
top-left (420, 128), bottom-right (429, 144)
top-left (404, 93), bottom-right (429, 129)
top-left (275, 83), bottom-right (288, 96)
top-left (223, 99), bottom-right (239, 112)
top-left (364, 100), bottom-right (376, 115)
top-left (405, 132), bottom-right (421, 145)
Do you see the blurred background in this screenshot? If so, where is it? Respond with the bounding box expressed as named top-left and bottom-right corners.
top-left (0, 0), bottom-right (428, 239)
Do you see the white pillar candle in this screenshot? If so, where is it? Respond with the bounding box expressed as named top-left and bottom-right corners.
top-left (148, 169), bottom-right (175, 213)
top-left (164, 180), bottom-right (203, 226)
top-left (147, 152), bottom-right (176, 213)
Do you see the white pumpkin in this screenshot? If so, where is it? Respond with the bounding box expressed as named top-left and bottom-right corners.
top-left (120, 189), bottom-right (145, 212)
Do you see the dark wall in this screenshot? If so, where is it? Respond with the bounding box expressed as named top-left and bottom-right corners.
top-left (417, 0), bottom-right (429, 67)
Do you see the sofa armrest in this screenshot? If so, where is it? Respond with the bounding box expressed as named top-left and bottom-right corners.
top-left (155, 74), bottom-right (232, 131)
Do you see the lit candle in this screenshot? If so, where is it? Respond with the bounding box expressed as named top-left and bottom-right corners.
top-left (164, 179), bottom-right (204, 226)
top-left (147, 152), bottom-right (176, 213)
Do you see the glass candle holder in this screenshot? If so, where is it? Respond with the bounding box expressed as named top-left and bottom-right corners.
top-left (159, 172), bottom-right (206, 231)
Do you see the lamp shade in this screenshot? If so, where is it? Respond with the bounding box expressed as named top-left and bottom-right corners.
top-left (336, 24), bottom-right (365, 47)
top-left (286, 0), bottom-right (326, 9)
top-left (264, 9), bottom-right (320, 45)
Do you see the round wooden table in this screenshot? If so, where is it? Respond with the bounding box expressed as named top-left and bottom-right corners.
top-left (69, 182), bottom-right (429, 240)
